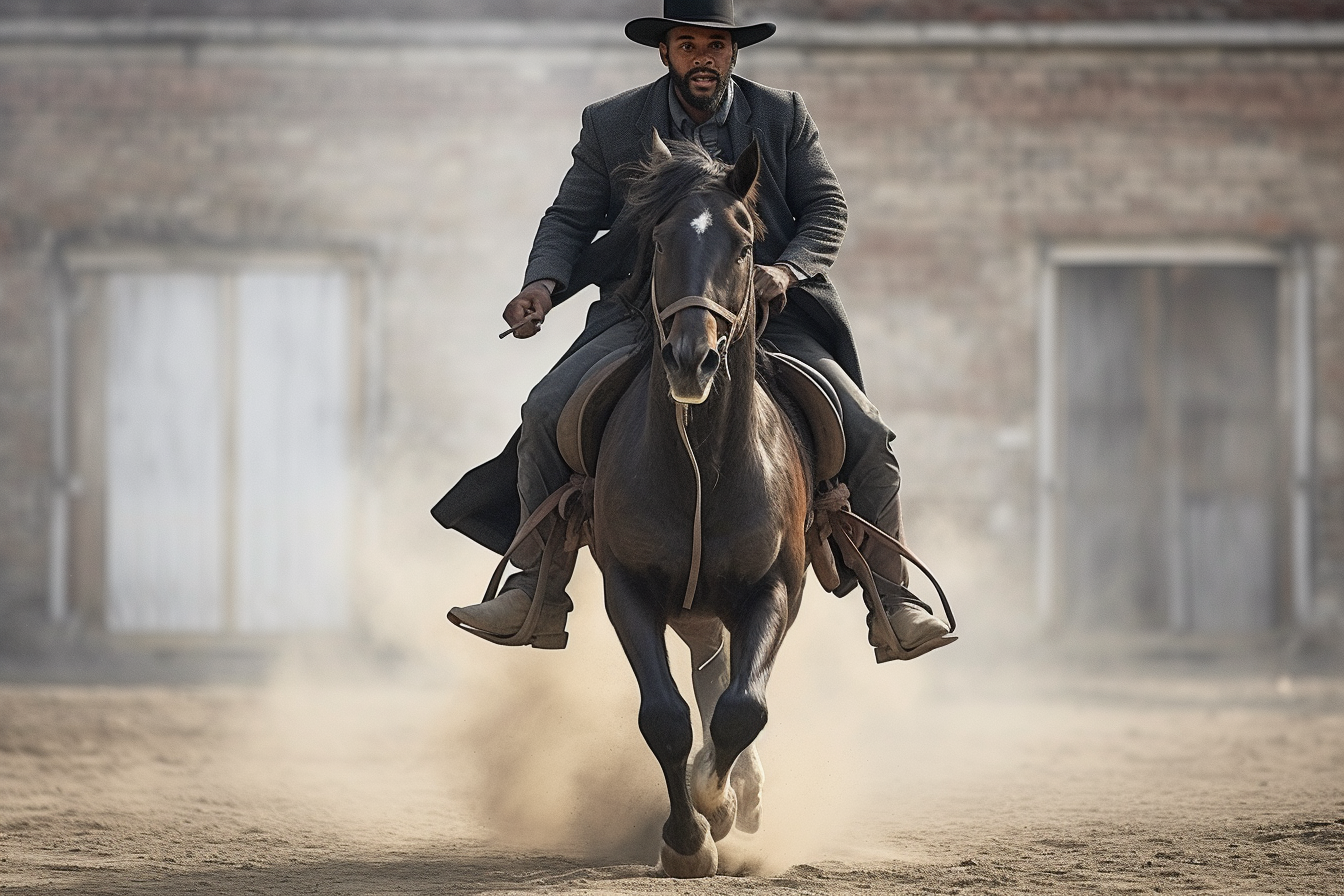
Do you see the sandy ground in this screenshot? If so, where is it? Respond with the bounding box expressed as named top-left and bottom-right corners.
top-left (2, 593), bottom-right (1343, 894)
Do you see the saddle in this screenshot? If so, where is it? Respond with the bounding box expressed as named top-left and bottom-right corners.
top-left (557, 346), bottom-right (846, 482)
top-left (455, 344), bottom-right (955, 661)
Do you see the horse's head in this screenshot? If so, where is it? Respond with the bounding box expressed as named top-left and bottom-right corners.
top-left (644, 131), bottom-right (762, 405)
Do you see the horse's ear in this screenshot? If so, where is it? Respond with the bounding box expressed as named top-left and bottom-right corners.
top-left (727, 136), bottom-right (761, 200)
top-left (649, 128), bottom-right (673, 163)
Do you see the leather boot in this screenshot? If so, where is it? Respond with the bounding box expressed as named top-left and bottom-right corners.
top-left (448, 535), bottom-right (577, 650)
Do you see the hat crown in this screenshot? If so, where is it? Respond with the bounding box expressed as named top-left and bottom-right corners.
top-left (663, 0), bottom-right (736, 25)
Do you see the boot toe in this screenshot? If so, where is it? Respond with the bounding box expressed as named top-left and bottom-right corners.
top-left (889, 603), bottom-right (951, 649)
top-left (448, 589), bottom-right (532, 637)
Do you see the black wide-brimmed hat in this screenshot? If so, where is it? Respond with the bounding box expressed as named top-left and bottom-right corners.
top-left (625, 0), bottom-right (776, 49)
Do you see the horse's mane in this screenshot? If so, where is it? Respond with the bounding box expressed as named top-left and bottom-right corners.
top-left (613, 138), bottom-right (766, 313)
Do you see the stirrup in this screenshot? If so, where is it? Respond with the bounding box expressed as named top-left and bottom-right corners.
top-left (867, 577), bottom-right (956, 662)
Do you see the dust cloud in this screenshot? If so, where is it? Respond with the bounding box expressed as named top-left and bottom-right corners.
top-left (431, 548), bottom-right (956, 874)
top-left (219, 506), bottom-right (968, 874)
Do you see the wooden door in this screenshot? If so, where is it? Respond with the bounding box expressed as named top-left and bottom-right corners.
top-left (104, 273), bottom-right (226, 631)
top-left (233, 271), bottom-right (350, 631)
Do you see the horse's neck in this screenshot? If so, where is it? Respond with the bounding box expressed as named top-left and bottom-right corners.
top-left (649, 327), bottom-right (761, 473)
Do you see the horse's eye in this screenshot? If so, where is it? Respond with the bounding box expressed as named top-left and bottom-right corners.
top-left (739, 245), bottom-right (752, 260)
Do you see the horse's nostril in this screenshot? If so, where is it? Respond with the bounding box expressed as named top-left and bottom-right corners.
top-left (699, 349), bottom-right (721, 379)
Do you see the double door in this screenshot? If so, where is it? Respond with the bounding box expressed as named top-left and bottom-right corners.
top-left (1057, 264), bottom-right (1282, 632)
top-left (99, 269), bottom-right (351, 632)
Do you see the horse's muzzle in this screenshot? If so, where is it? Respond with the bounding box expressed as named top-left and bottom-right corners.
top-left (663, 313), bottom-right (721, 404)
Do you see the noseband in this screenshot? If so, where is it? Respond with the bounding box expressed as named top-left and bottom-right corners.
top-left (649, 272), bottom-right (755, 352)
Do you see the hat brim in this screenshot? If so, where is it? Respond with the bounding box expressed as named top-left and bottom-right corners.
top-left (625, 17), bottom-right (776, 49)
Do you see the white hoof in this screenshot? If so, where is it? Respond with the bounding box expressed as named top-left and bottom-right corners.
top-left (660, 815), bottom-right (718, 878)
top-left (729, 746), bottom-right (764, 834)
top-left (691, 746), bottom-right (737, 841)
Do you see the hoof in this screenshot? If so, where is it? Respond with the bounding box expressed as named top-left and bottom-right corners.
top-left (702, 780), bottom-right (737, 841)
top-left (691, 747), bottom-right (737, 841)
top-left (729, 747), bottom-right (763, 834)
top-left (660, 828), bottom-right (718, 878)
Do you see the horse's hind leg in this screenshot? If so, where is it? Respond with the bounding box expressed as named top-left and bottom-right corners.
top-left (605, 570), bottom-right (716, 878)
top-left (706, 579), bottom-right (792, 833)
top-left (728, 741), bottom-right (764, 833)
top-left (671, 616), bottom-right (741, 841)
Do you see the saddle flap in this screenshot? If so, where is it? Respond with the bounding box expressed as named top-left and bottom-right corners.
top-left (766, 351), bottom-right (846, 482)
top-left (557, 345), bottom-right (644, 477)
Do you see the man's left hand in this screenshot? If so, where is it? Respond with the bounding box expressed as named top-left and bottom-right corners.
top-left (753, 263), bottom-right (796, 312)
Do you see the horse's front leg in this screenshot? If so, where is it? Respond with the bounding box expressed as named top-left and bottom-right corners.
top-left (698, 576), bottom-right (793, 835)
top-left (604, 567), bottom-right (717, 878)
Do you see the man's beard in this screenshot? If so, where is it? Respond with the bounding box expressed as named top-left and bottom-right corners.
top-left (673, 64), bottom-right (732, 114)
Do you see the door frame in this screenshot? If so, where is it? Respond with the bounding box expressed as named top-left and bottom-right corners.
top-left (48, 247), bottom-right (378, 633)
top-left (1034, 240), bottom-right (1316, 630)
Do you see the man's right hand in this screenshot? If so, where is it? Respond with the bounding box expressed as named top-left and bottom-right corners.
top-left (502, 280), bottom-right (555, 339)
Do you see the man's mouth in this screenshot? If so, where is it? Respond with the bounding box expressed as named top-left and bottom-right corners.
top-left (689, 71), bottom-right (719, 90)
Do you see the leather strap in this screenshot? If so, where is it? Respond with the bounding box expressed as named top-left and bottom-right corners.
top-left (811, 485), bottom-right (956, 647)
top-left (675, 403), bottom-right (703, 610)
top-left (451, 474), bottom-right (588, 647)
top-left (650, 275), bottom-right (754, 351)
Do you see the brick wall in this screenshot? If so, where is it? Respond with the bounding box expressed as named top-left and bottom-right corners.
top-left (0, 33), bottom-right (1340, 635)
top-left (2, 1), bottom-right (1341, 21)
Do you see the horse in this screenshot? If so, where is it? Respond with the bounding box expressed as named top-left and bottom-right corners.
top-left (589, 131), bottom-right (811, 878)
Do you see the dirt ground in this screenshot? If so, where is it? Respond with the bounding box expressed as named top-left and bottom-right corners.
top-left (2, 597), bottom-right (1343, 894)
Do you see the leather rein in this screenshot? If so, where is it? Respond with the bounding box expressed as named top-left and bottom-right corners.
top-left (649, 267), bottom-right (756, 611)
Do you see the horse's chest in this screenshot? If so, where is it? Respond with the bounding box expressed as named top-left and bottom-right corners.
top-left (596, 468), bottom-right (783, 580)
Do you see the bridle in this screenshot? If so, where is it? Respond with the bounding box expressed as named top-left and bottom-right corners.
top-left (648, 229), bottom-right (756, 613)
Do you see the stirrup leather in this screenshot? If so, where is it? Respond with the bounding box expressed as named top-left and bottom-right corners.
top-left (447, 474), bottom-right (593, 649)
top-left (808, 483), bottom-right (958, 663)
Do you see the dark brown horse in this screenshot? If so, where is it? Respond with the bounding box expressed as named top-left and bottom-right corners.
top-left (591, 132), bottom-right (811, 877)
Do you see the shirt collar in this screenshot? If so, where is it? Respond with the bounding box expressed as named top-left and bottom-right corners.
top-left (668, 77), bottom-right (734, 136)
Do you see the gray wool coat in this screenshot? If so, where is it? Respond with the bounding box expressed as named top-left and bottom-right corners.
top-left (433, 73), bottom-right (863, 552)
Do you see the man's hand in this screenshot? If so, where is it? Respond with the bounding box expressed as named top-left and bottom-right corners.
top-left (753, 263), bottom-right (797, 312)
top-left (502, 280), bottom-right (555, 339)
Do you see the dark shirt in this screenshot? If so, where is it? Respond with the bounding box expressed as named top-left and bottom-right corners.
top-left (667, 79), bottom-right (734, 162)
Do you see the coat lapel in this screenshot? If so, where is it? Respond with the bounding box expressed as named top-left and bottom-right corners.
top-left (726, 77), bottom-right (756, 165)
top-left (635, 74), bottom-right (675, 146)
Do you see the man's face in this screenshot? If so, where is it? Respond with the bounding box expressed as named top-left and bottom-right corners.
top-left (659, 26), bottom-right (736, 115)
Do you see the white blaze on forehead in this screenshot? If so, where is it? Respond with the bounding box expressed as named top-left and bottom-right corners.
top-left (690, 209), bottom-right (713, 236)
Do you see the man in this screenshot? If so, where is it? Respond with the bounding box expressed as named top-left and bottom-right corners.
top-left (435, 0), bottom-right (954, 661)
